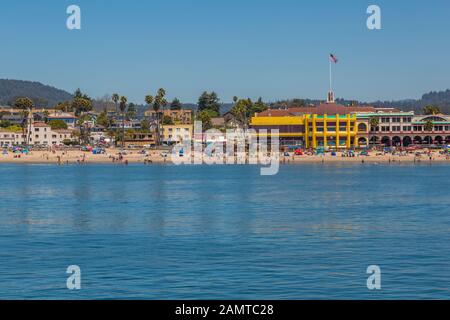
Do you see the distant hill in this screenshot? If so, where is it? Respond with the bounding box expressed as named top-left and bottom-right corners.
top-left (2, 78), bottom-right (450, 115)
top-left (271, 90), bottom-right (450, 115)
top-left (369, 90), bottom-right (450, 114)
top-left (0, 79), bottom-right (73, 108)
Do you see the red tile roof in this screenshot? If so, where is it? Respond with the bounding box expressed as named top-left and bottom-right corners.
top-left (257, 109), bottom-right (293, 117)
top-left (33, 122), bottom-right (50, 127)
top-left (256, 103), bottom-right (377, 117)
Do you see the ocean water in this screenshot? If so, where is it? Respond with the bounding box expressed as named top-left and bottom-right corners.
top-left (0, 163), bottom-right (450, 299)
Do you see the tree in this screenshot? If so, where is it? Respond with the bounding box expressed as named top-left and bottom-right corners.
top-left (96, 110), bottom-right (109, 127)
top-left (424, 120), bottom-right (434, 132)
top-left (162, 115), bottom-right (174, 125)
top-left (55, 101), bottom-right (72, 112)
top-left (145, 95), bottom-right (154, 107)
top-left (14, 97), bottom-right (34, 110)
top-left (170, 98), bottom-right (182, 110)
top-left (196, 110), bottom-right (213, 131)
top-left (119, 96), bottom-right (128, 148)
top-left (0, 120), bottom-right (11, 128)
top-left (14, 97), bottom-right (34, 146)
top-left (423, 105), bottom-right (441, 115)
top-left (74, 88), bottom-right (90, 100)
top-left (291, 99), bottom-right (306, 107)
top-left (251, 97), bottom-right (268, 116)
top-left (42, 110), bottom-right (50, 123)
top-left (127, 103), bottom-right (137, 120)
top-left (74, 88), bottom-right (82, 98)
top-left (112, 93), bottom-right (120, 114)
top-left (48, 119), bottom-right (68, 130)
top-left (72, 89), bottom-right (93, 117)
top-left (76, 114), bottom-right (92, 145)
top-left (369, 117), bottom-right (380, 128)
top-left (230, 97), bottom-right (264, 129)
top-left (141, 119), bottom-right (151, 132)
top-left (72, 97), bottom-right (93, 116)
top-left (198, 91), bottom-right (220, 116)
top-left (230, 98), bottom-right (251, 127)
top-left (145, 88), bottom-right (167, 145)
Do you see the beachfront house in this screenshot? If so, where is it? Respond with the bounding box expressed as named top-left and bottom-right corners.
top-left (46, 110), bottom-right (78, 128)
top-left (0, 130), bottom-right (18, 147)
top-left (161, 124), bottom-right (193, 145)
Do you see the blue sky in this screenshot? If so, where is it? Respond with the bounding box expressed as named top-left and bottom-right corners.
top-left (1, 0), bottom-right (449, 103)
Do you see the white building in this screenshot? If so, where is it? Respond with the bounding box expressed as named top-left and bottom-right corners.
top-left (0, 122), bottom-right (76, 147)
top-left (0, 130), bottom-right (17, 147)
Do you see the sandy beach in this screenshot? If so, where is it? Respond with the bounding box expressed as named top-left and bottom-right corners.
top-left (1, 148), bottom-right (450, 165)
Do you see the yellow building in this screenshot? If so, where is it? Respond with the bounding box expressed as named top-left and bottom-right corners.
top-left (161, 124), bottom-right (193, 145)
top-left (250, 103), bottom-right (369, 149)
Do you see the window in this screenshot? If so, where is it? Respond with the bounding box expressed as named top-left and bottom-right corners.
top-left (392, 126), bottom-right (401, 132)
top-left (358, 123), bottom-right (367, 131)
top-left (35, 128), bottom-right (39, 132)
top-left (381, 117), bottom-right (390, 123)
top-left (392, 117), bottom-right (401, 123)
top-left (403, 126), bottom-right (412, 132)
top-left (381, 126), bottom-right (390, 132)
top-left (402, 117), bottom-right (412, 123)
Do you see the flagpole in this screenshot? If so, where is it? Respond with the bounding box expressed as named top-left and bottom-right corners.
top-left (329, 58), bottom-right (332, 92)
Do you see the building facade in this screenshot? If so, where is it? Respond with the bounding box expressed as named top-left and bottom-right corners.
top-left (0, 121), bottom-right (76, 147)
top-left (251, 103), bottom-right (450, 149)
top-left (361, 112), bottom-right (450, 147)
top-left (161, 124), bottom-right (193, 145)
top-left (124, 133), bottom-right (156, 148)
top-left (144, 109), bottom-right (193, 125)
top-left (0, 130), bottom-right (17, 147)
top-left (251, 103), bottom-right (366, 148)
top-left (46, 111), bottom-right (78, 128)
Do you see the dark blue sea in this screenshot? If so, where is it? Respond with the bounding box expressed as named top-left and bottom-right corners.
top-left (0, 163), bottom-right (450, 299)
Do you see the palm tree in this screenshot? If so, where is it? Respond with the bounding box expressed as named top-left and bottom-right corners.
top-left (119, 96), bottom-right (128, 148)
top-left (423, 105), bottom-right (441, 115)
top-left (424, 120), bottom-right (434, 132)
top-left (153, 89), bottom-right (167, 145)
top-left (145, 94), bottom-right (154, 133)
top-left (112, 93), bottom-right (120, 113)
top-left (369, 117), bottom-right (379, 131)
top-left (145, 95), bottom-right (154, 107)
top-left (14, 97), bottom-right (34, 146)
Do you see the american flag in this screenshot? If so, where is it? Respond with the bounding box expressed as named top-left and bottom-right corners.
top-left (329, 54), bottom-right (338, 63)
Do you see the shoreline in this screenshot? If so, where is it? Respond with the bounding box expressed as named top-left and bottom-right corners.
top-left (1, 149), bottom-right (449, 165)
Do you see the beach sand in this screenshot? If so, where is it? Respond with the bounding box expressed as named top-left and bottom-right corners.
top-left (0, 149), bottom-right (449, 165)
